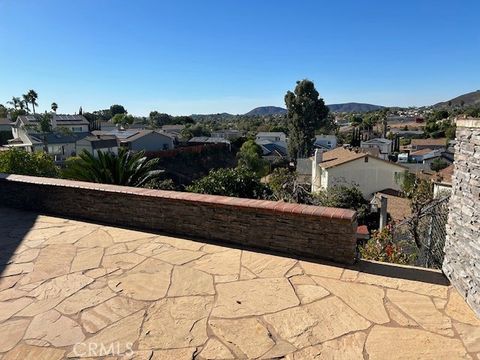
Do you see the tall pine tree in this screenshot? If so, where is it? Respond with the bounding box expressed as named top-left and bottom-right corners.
top-left (285, 79), bottom-right (330, 159)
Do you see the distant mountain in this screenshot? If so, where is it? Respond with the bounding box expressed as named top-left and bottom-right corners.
top-left (433, 90), bottom-right (480, 108)
top-left (245, 106), bottom-right (287, 116)
top-left (327, 103), bottom-right (385, 113)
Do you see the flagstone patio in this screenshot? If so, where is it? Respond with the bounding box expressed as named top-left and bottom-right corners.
top-left (0, 206), bottom-right (479, 359)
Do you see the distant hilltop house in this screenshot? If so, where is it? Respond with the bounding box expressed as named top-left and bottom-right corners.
top-left (255, 132), bottom-right (288, 161)
top-left (311, 147), bottom-right (408, 198)
top-left (360, 138), bottom-right (393, 160)
top-left (313, 134), bottom-right (337, 150)
top-left (93, 129), bottom-right (174, 152)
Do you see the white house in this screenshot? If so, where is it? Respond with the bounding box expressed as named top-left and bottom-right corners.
top-left (51, 115), bottom-right (90, 133)
top-left (76, 135), bottom-right (119, 157)
top-left (360, 138), bottom-right (392, 160)
top-left (314, 135), bottom-right (337, 150)
top-left (255, 132), bottom-right (286, 143)
top-left (311, 147), bottom-right (408, 198)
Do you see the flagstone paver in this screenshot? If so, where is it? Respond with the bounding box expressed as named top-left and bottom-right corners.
top-left (0, 206), bottom-right (479, 359)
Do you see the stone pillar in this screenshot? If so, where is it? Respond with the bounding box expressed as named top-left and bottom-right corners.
top-left (443, 118), bottom-right (480, 318)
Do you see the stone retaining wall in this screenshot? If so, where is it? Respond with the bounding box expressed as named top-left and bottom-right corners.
top-left (0, 174), bottom-right (358, 264)
top-left (443, 118), bottom-right (480, 317)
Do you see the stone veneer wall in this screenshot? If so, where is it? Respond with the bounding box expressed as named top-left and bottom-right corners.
top-left (0, 174), bottom-right (358, 264)
top-left (443, 118), bottom-right (480, 317)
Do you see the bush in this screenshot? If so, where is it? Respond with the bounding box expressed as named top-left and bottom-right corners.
top-left (0, 148), bottom-right (59, 177)
top-left (187, 166), bottom-right (270, 199)
top-left (359, 226), bottom-right (416, 265)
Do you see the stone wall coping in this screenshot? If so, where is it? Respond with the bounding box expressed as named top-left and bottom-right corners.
top-left (456, 118), bottom-right (480, 128)
top-left (0, 173), bottom-right (356, 223)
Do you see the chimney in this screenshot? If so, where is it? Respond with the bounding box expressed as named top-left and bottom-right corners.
top-left (314, 148), bottom-right (324, 165)
top-left (379, 196), bottom-right (388, 230)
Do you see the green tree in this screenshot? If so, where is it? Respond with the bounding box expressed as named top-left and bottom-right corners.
top-left (62, 148), bottom-right (163, 187)
top-left (110, 104), bottom-right (127, 117)
top-left (7, 97), bottom-right (22, 110)
top-left (285, 79), bottom-right (330, 159)
top-left (236, 140), bottom-right (269, 177)
top-left (0, 104), bottom-right (8, 118)
top-left (180, 124), bottom-right (211, 140)
top-left (149, 111), bottom-right (172, 127)
top-left (51, 102), bottom-right (58, 113)
top-left (430, 158), bottom-right (449, 172)
top-left (39, 113), bottom-right (52, 132)
top-left (314, 185), bottom-right (370, 221)
top-left (111, 114), bottom-right (134, 128)
top-left (0, 148), bottom-right (59, 177)
top-left (187, 167), bottom-right (270, 199)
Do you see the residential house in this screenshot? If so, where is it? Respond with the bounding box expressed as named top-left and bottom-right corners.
top-left (409, 148), bottom-right (443, 163)
top-left (51, 115), bottom-right (90, 133)
top-left (314, 134), bottom-right (337, 150)
top-left (410, 138), bottom-right (447, 151)
top-left (98, 129), bottom-right (174, 152)
top-left (360, 138), bottom-right (392, 160)
top-left (9, 114), bottom-right (90, 151)
top-left (255, 132), bottom-right (286, 143)
top-left (433, 164), bottom-right (454, 197)
top-left (161, 125), bottom-right (185, 141)
top-left (76, 135), bottom-right (119, 157)
top-left (0, 118), bottom-right (13, 132)
top-left (372, 189), bottom-right (411, 223)
top-left (211, 129), bottom-right (242, 141)
top-left (255, 132), bottom-right (288, 161)
top-left (311, 147), bottom-right (407, 198)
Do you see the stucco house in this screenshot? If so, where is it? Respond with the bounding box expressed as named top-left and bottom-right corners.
top-left (314, 134), bottom-right (337, 150)
top-left (360, 138), bottom-right (392, 160)
top-left (311, 147), bottom-right (408, 198)
top-left (76, 135), bottom-right (119, 157)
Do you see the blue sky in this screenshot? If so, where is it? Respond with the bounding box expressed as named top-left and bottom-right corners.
top-left (1, 0), bottom-right (479, 116)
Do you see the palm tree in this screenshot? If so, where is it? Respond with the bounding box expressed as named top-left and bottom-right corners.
top-left (26, 90), bottom-right (38, 114)
top-left (7, 97), bottom-right (21, 109)
top-left (51, 102), bottom-right (58, 113)
top-left (22, 94), bottom-right (30, 112)
top-left (62, 148), bottom-right (164, 187)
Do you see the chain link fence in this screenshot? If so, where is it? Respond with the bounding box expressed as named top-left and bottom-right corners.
top-left (392, 196), bottom-right (450, 269)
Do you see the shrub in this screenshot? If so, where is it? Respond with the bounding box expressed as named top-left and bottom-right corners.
top-left (0, 148), bottom-right (59, 177)
top-left (359, 226), bottom-right (416, 265)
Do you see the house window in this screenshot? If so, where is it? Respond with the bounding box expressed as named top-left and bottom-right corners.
top-left (71, 127), bottom-right (83, 132)
top-left (364, 157), bottom-right (369, 163)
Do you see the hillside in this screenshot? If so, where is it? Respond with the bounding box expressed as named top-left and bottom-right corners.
top-left (327, 102), bottom-right (385, 113)
top-left (434, 90), bottom-right (480, 108)
top-left (245, 106), bottom-right (287, 116)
